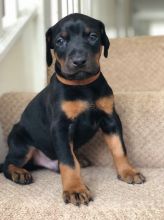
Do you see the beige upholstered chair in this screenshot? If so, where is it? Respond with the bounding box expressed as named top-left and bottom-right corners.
top-left (0, 36), bottom-right (164, 219)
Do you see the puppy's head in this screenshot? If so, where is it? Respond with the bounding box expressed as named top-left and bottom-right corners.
top-left (46, 13), bottom-right (110, 80)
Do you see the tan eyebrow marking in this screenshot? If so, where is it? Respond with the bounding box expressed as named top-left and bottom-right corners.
top-left (60, 32), bottom-right (68, 37)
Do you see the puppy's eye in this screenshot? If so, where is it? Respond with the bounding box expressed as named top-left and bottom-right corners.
top-left (56, 37), bottom-right (65, 47)
top-left (88, 33), bottom-right (98, 42)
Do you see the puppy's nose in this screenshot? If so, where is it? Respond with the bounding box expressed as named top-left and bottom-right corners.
top-left (72, 57), bottom-right (86, 67)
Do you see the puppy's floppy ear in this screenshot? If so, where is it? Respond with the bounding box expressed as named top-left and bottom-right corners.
top-left (100, 22), bottom-right (110, 58)
top-left (46, 27), bottom-right (54, 66)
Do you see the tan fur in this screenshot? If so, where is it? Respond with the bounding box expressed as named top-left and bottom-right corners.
top-left (85, 27), bottom-right (91, 34)
top-left (8, 165), bottom-right (30, 182)
top-left (96, 95), bottom-right (114, 114)
top-left (8, 164), bottom-right (30, 173)
top-left (61, 100), bottom-right (89, 120)
top-left (95, 46), bottom-right (102, 65)
top-left (59, 144), bottom-right (85, 192)
top-left (104, 134), bottom-right (137, 177)
top-left (60, 164), bottom-right (86, 192)
top-left (60, 32), bottom-right (68, 38)
top-left (54, 52), bottom-right (65, 68)
top-left (24, 147), bottom-right (36, 164)
top-left (60, 144), bottom-right (93, 205)
top-left (60, 147), bottom-right (92, 205)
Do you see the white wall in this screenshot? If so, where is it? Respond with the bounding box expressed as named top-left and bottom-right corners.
top-left (90, 0), bottom-right (116, 27)
top-left (80, 0), bottom-right (118, 37)
top-left (0, 0), bottom-right (47, 95)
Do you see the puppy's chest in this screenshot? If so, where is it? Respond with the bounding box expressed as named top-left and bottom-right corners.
top-left (61, 95), bottom-right (114, 120)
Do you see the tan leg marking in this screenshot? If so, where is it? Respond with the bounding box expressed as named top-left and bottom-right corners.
top-left (8, 164), bottom-right (33, 185)
top-left (96, 95), bottom-right (114, 114)
top-left (104, 134), bottom-right (145, 184)
top-left (60, 145), bottom-right (93, 206)
top-left (61, 100), bottom-right (89, 120)
top-left (7, 147), bottom-right (35, 184)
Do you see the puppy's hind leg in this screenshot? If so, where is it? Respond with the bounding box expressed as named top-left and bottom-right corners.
top-left (3, 124), bottom-right (34, 185)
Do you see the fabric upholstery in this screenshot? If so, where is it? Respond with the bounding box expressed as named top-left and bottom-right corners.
top-left (0, 36), bottom-right (164, 219)
top-left (0, 123), bottom-right (7, 163)
top-left (0, 91), bottom-right (164, 168)
top-left (101, 36), bottom-right (164, 93)
top-left (0, 167), bottom-right (164, 220)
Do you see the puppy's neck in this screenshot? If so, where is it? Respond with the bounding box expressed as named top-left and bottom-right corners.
top-left (56, 71), bottom-right (101, 86)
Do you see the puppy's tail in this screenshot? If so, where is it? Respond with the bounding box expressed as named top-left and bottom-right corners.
top-left (0, 163), bottom-right (3, 172)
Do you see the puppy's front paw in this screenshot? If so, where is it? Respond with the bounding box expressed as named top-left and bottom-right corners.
top-left (63, 186), bottom-right (93, 206)
top-left (118, 169), bottom-right (145, 184)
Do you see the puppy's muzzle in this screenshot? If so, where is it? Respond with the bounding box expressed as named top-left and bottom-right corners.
top-left (68, 49), bottom-right (88, 69)
top-left (72, 56), bottom-right (87, 68)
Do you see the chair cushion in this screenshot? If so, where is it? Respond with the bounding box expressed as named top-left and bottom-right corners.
top-left (0, 123), bottom-right (7, 163)
top-left (101, 36), bottom-right (164, 93)
top-left (0, 167), bottom-right (164, 220)
top-left (0, 91), bottom-right (164, 168)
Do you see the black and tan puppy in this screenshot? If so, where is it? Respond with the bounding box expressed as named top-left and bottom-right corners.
top-left (2, 13), bottom-right (145, 206)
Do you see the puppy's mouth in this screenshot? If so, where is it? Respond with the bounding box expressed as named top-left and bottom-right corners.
top-left (61, 68), bottom-right (100, 80)
top-left (60, 62), bottom-right (100, 80)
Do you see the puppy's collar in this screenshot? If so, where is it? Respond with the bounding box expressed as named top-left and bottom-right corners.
top-left (56, 71), bottom-right (100, 86)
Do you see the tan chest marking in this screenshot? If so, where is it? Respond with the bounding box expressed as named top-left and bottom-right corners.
top-left (61, 100), bottom-right (89, 120)
top-left (96, 96), bottom-right (114, 114)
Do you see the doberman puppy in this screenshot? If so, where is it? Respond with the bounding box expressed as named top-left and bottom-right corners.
top-left (1, 13), bottom-right (145, 206)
